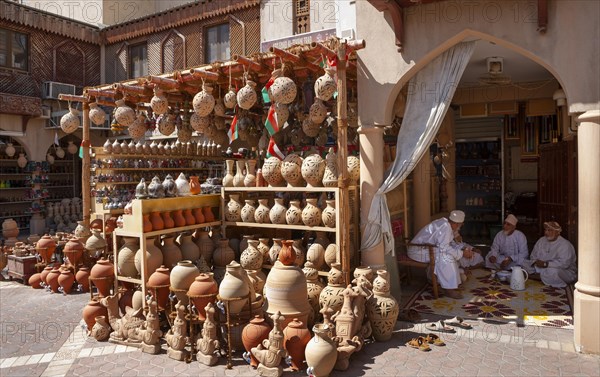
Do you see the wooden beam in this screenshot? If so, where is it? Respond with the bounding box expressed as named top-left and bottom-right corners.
top-left (189, 68), bottom-right (221, 81)
top-left (269, 46), bottom-right (301, 63)
top-left (145, 75), bottom-right (179, 90)
top-left (232, 54), bottom-right (268, 74)
top-left (113, 83), bottom-right (151, 96)
top-left (58, 94), bottom-right (87, 102)
top-left (82, 102), bottom-right (91, 231)
top-left (84, 88), bottom-right (115, 98)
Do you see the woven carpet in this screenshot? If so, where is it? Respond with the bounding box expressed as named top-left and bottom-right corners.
top-left (404, 268), bottom-right (574, 329)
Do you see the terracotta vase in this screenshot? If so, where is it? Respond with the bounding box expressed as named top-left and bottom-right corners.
top-left (202, 206), bottom-right (215, 222)
top-left (161, 211), bottom-right (175, 229)
top-left (161, 236), bottom-right (183, 269)
top-left (244, 160), bottom-right (257, 187)
top-left (314, 67), bottom-right (337, 101)
top-left (218, 261), bottom-right (250, 314)
top-left (269, 198), bottom-right (287, 224)
top-left (151, 87), bottom-right (169, 115)
top-left (170, 260), bottom-right (200, 306)
top-left (147, 265), bottom-right (170, 310)
top-left (224, 88), bottom-right (237, 108)
top-left (242, 315), bottom-right (272, 368)
top-left (58, 269), bottom-right (75, 294)
top-left (278, 240), bottom-right (296, 266)
top-left (82, 300), bottom-right (109, 331)
top-left (241, 200), bottom-right (256, 223)
top-left (254, 199), bottom-right (270, 224)
top-left (305, 324), bottom-right (338, 377)
top-left (262, 156), bottom-right (284, 187)
top-left (302, 198), bottom-right (322, 227)
top-left (306, 243), bottom-right (325, 270)
top-left (134, 237), bottom-right (163, 277)
top-left (257, 238), bottom-right (270, 266)
top-left (292, 239), bottom-right (306, 267)
top-left (189, 176), bottom-right (201, 195)
top-left (271, 75), bottom-right (297, 104)
top-left (366, 270), bottom-right (399, 342)
top-left (75, 267), bottom-right (90, 292)
top-left (178, 233), bottom-right (200, 262)
top-left (150, 211), bottom-right (164, 231)
top-left (60, 107), bottom-right (80, 134)
top-left (281, 153), bottom-right (305, 187)
top-left (283, 318), bottom-right (312, 371)
top-left (172, 209), bottom-right (186, 228)
top-left (223, 160), bottom-right (235, 187)
top-left (114, 99), bottom-right (136, 127)
top-left (236, 80), bottom-right (257, 110)
top-left (319, 263), bottom-right (345, 314)
top-left (321, 200), bottom-right (336, 228)
top-left (240, 240), bottom-right (262, 271)
top-left (194, 230), bottom-right (214, 265)
top-left (286, 200), bottom-right (303, 225)
top-left (268, 238), bottom-right (283, 265)
top-left (85, 229), bottom-right (107, 255)
top-left (264, 261), bottom-right (311, 329)
top-left (225, 194), bottom-right (242, 222)
top-left (188, 273), bottom-right (218, 321)
top-left (91, 315), bottom-right (111, 341)
top-left (188, 208), bottom-right (204, 226)
top-left (233, 160), bottom-right (246, 187)
top-left (324, 244), bottom-right (338, 268)
top-left (117, 237), bottom-right (139, 278)
top-left (212, 239), bottom-right (236, 284)
top-left (143, 214), bottom-right (153, 232)
top-left (90, 258), bottom-right (114, 297)
top-left (347, 156), bottom-right (360, 184)
top-left (183, 208), bottom-right (196, 226)
top-left (303, 262), bottom-right (325, 320)
top-left (193, 84), bottom-right (216, 116)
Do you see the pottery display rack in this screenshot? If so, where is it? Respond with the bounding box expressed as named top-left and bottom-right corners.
top-left (112, 194), bottom-right (221, 308)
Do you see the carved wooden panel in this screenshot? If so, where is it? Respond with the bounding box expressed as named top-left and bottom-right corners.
top-left (0, 93), bottom-right (41, 116)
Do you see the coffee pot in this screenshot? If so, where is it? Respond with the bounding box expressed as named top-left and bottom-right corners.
top-left (510, 266), bottom-right (529, 291)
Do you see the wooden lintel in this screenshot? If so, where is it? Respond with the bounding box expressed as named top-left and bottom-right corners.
top-left (367, 0), bottom-right (404, 51)
top-left (232, 54), bottom-right (268, 74)
top-left (537, 0), bottom-right (548, 33)
top-left (59, 94), bottom-right (87, 102)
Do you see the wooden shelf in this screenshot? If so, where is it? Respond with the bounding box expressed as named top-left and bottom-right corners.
top-left (114, 220), bottom-right (221, 237)
top-left (222, 186), bottom-right (357, 193)
top-left (93, 181), bottom-right (137, 186)
top-left (92, 167), bottom-right (209, 172)
top-left (223, 221), bottom-right (336, 233)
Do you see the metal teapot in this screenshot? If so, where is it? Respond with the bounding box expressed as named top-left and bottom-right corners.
top-left (510, 266), bottom-right (529, 291)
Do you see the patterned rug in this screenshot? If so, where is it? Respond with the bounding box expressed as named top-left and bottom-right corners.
top-left (404, 268), bottom-right (574, 329)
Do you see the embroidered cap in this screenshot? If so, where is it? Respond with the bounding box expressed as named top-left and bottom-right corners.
top-left (504, 214), bottom-right (518, 226)
top-left (449, 210), bottom-right (465, 223)
top-left (544, 221), bottom-right (562, 232)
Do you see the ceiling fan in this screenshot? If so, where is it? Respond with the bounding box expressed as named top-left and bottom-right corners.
top-left (478, 57), bottom-right (512, 86)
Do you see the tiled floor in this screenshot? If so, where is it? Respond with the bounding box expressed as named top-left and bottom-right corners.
top-left (1, 272), bottom-right (599, 377)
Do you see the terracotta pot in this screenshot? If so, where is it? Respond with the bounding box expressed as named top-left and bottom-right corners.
top-left (302, 198), bottom-right (322, 227)
top-left (268, 238), bottom-right (283, 265)
top-left (118, 287), bottom-right (134, 315)
top-left (242, 315), bottom-right (272, 368)
top-left (366, 270), bottom-right (399, 342)
top-left (188, 273), bottom-right (218, 321)
top-left (240, 240), bottom-right (262, 270)
top-left (75, 267), bottom-right (90, 292)
top-left (82, 300), bottom-right (108, 332)
top-left (170, 260), bottom-right (200, 306)
top-left (29, 273), bottom-right (42, 289)
top-left (172, 209), bottom-right (186, 228)
top-left (269, 198), bottom-right (287, 224)
top-left (91, 315), bottom-right (111, 341)
top-left (40, 265), bottom-right (53, 285)
top-left (147, 265), bottom-right (170, 310)
top-left (223, 160), bottom-right (235, 187)
top-left (233, 160), bottom-right (246, 187)
top-left (194, 230), bottom-right (214, 265)
top-left (305, 324), bottom-right (337, 377)
top-left (264, 261), bottom-right (311, 329)
top-left (58, 269), bottom-right (75, 294)
top-left (283, 318), bottom-right (311, 371)
top-left (90, 258), bottom-right (115, 297)
top-left (160, 236), bottom-right (182, 269)
top-left (240, 200), bottom-right (256, 223)
top-left (236, 80), bottom-right (257, 110)
top-left (161, 211), bottom-right (175, 229)
top-left (143, 214), bottom-right (153, 232)
top-left (36, 234), bottom-right (57, 264)
top-left (178, 233), bottom-right (200, 262)
top-left (244, 160), bottom-right (257, 187)
top-left (321, 200), bottom-right (336, 228)
top-left (218, 261), bottom-right (250, 314)
top-left (322, 147), bottom-right (338, 187)
top-left (189, 176), bottom-right (201, 195)
top-left (134, 237), bottom-right (163, 277)
top-left (319, 263), bottom-right (345, 314)
top-left (306, 243), bottom-right (325, 270)
top-left (149, 211), bottom-right (164, 231)
top-left (46, 268), bottom-right (61, 293)
top-left (262, 156), bottom-right (284, 187)
top-left (281, 153), bottom-right (305, 187)
top-left (285, 200), bottom-right (303, 225)
top-left (192, 84), bottom-right (216, 116)
top-left (63, 237), bottom-right (84, 268)
top-left (117, 237), bottom-right (139, 278)
top-left (225, 194), bottom-right (242, 222)
top-left (254, 199), bottom-right (270, 224)
top-left (193, 207), bottom-right (205, 224)
top-left (303, 262), bottom-right (324, 319)
top-left (301, 154), bottom-right (326, 188)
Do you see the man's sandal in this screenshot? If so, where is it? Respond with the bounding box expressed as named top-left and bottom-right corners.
top-left (425, 333), bottom-right (446, 346)
top-left (405, 336), bottom-right (431, 351)
top-left (445, 316), bottom-right (473, 329)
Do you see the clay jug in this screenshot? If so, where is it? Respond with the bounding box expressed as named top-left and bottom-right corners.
top-left (305, 324), bottom-right (338, 377)
top-left (90, 258), bottom-right (114, 297)
top-left (321, 200), bottom-right (336, 228)
top-left (302, 198), bottom-right (322, 227)
top-left (240, 200), bottom-right (256, 223)
top-left (170, 260), bottom-right (200, 306)
top-left (58, 269), bottom-right (75, 294)
top-left (193, 207), bottom-right (205, 224)
top-left (285, 200), bottom-right (303, 225)
top-left (75, 267), bottom-right (90, 292)
top-left (189, 176), bottom-right (201, 195)
top-left (150, 211), bottom-right (164, 231)
top-left (319, 263), bottom-right (345, 314)
top-left (188, 273), bottom-right (218, 321)
top-left (283, 318), bottom-right (312, 371)
top-left (183, 208), bottom-right (196, 226)
top-left (134, 237), bottom-right (163, 277)
top-left (278, 240), bottom-right (296, 266)
top-left (161, 236), bottom-right (183, 269)
top-left (254, 199), bottom-right (270, 224)
top-left (172, 209), bottom-right (186, 228)
top-left (225, 194), bottom-right (242, 222)
top-left (178, 233), bottom-right (200, 262)
top-left (82, 300), bottom-right (108, 331)
top-left (147, 265), bottom-right (170, 310)
top-left (242, 315), bottom-right (272, 368)
top-left (161, 211), bottom-right (175, 229)
top-left (240, 240), bottom-right (262, 271)
top-left (218, 261), bottom-right (250, 314)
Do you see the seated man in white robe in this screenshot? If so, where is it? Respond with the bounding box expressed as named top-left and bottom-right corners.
top-left (485, 214), bottom-right (529, 270)
top-left (451, 229), bottom-right (484, 270)
top-left (525, 221), bottom-right (577, 288)
top-left (407, 210), bottom-right (475, 299)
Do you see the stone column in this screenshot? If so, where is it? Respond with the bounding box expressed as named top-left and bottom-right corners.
top-left (574, 109), bottom-right (600, 354)
top-left (358, 126), bottom-right (385, 269)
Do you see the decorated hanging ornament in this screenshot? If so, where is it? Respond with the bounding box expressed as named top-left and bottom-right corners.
top-left (314, 67), bottom-right (337, 101)
top-left (60, 107), bottom-right (80, 134)
top-left (224, 88), bottom-right (237, 109)
top-left (128, 113), bottom-right (147, 140)
top-left (193, 84), bottom-right (216, 116)
top-left (55, 145), bottom-right (65, 159)
top-left (88, 102), bottom-right (107, 126)
top-left (114, 99), bottom-right (136, 127)
top-left (237, 80), bottom-right (257, 110)
top-left (150, 87), bottom-right (169, 115)
top-left (271, 75), bottom-right (297, 105)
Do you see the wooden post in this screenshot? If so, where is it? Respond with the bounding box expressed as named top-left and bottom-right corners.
top-left (82, 101), bottom-right (91, 230)
top-left (336, 41), bottom-right (351, 286)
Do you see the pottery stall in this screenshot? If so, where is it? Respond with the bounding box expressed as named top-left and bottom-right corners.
top-left (60, 38), bottom-right (401, 375)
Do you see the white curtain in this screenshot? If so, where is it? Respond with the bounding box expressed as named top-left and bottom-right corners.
top-left (361, 41), bottom-right (476, 255)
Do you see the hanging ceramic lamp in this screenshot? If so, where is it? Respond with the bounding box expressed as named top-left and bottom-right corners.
top-left (114, 99), bottom-right (136, 127)
top-left (17, 153), bottom-right (27, 168)
top-left (128, 113), bottom-right (147, 140)
top-left (193, 84), bottom-right (216, 117)
top-left (5, 143), bottom-right (15, 157)
top-left (237, 80), bottom-right (257, 110)
top-left (271, 76), bottom-right (297, 105)
top-left (67, 141), bottom-right (78, 155)
top-left (88, 102), bottom-right (107, 126)
top-left (314, 67), bottom-right (337, 101)
top-left (60, 108), bottom-right (80, 134)
top-left (55, 146), bottom-right (65, 159)
top-left (224, 88), bottom-right (237, 109)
